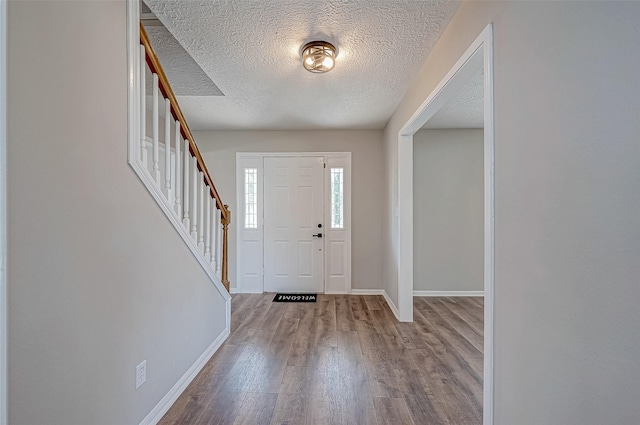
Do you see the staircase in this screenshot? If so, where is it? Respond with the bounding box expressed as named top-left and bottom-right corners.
top-left (129, 22), bottom-right (230, 294)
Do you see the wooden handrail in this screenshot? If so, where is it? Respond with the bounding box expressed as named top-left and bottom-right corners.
top-left (140, 22), bottom-right (230, 292)
top-left (140, 23), bottom-right (229, 222)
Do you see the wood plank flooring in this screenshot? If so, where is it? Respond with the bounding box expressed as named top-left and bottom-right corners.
top-left (158, 294), bottom-right (483, 425)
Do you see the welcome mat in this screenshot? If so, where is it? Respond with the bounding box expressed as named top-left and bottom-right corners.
top-left (273, 293), bottom-right (317, 303)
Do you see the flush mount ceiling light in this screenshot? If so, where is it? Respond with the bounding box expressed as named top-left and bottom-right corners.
top-left (301, 41), bottom-right (336, 73)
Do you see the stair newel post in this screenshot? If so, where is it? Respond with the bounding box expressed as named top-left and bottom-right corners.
top-left (198, 171), bottom-right (205, 250)
top-left (205, 189), bottom-right (211, 261)
top-left (164, 99), bottom-right (172, 201)
top-left (152, 73), bottom-right (160, 184)
top-left (222, 206), bottom-right (230, 292)
top-left (182, 140), bottom-right (190, 229)
top-left (191, 156), bottom-right (198, 240)
top-left (174, 123), bottom-right (181, 217)
top-left (139, 45), bottom-right (146, 161)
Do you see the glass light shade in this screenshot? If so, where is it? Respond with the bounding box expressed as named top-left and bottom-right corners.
top-left (301, 41), bottom-right (336, 73)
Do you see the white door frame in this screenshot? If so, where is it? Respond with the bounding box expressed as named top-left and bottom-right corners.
top-left (0, 0), bottom-right (7, 423)
top-left (396, 24), bottom-right (494, 424)
top-left (236, 152), bottom-right (352, 294)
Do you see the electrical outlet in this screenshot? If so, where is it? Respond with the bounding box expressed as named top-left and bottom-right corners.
top-left (135, 360), bottom-right (146, 389)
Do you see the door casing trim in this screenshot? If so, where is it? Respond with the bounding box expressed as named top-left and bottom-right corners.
top-left (236, 152), bottom-right (352, 294)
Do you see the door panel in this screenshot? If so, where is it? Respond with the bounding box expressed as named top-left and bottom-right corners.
top-left (264, 157), bottom-right (324, 293)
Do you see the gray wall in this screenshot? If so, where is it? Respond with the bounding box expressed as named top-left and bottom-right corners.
top-left (413, 129), bottom-right (483, 292)
top-left (194, 130), bottom-right (384, 291)
top-left (7, 2), bottom-right (227, 424)
top-left (384, 1), bottom-right (640, 423)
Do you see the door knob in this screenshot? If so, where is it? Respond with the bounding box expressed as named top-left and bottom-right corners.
top-left (312, 233), bottom-right (323, 238)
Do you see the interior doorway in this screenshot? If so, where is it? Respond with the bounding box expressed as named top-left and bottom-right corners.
top-left (236, 152), bottom-right (352, 294)
top-left (396, 24), bottom-right (495, 424)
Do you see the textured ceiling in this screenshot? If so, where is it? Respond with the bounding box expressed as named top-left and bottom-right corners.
top-left (143, 21), bottom-right (224, 96)
top-left (144, 0), bottom-right (462, 130)
top-left (423, 68), bottom-right (484, 129)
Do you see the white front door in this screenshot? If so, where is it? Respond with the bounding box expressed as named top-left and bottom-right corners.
top-left (264, 156), bottom-right (325, 293)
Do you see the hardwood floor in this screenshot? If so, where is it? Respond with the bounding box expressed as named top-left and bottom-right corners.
top-left (158, 294), bottom-right (483, 425)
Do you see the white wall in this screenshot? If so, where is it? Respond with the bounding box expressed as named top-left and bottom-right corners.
top-left (194, 130), bottom-right (384, 291)
top-left (384, 1), bottom-right (640, 423)
top-left (7, 2), bottom-right (227, 424)
top-left (413, 129), bottom-right (483, 292)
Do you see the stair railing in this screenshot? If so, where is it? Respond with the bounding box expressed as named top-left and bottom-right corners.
top-left (137, 22), bottom-right (230, 291)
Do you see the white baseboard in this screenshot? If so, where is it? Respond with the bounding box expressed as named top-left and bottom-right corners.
top-left (350, 289), bottom-right (384, 295)
top-left (229, 288), bottom-right (263, 294)
top-left (382, 290), bottom-right (401, 321)
top-left (348, 289), bottom-right (401, 321)
top-left (231, 289), bottom-right (386, 295)
top-left (225, 298), bottom-right (231, 335)
top-left (413, 290), bottom-right (484, 297)
top-left (138, 328), bottom-right (230, 425)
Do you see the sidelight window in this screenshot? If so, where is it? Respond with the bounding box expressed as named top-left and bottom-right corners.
top-left (330, 168), bottom-right (344, 229)
top-left (244, 168), bottom-right (258, 229)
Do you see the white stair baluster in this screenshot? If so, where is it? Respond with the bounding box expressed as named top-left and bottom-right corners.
top-left (191, 157), bottom-right (198, 240)
top-left (210, 198), bottom-right (217, 269)
top-left (152, 74), bottom-right (160, 184)
top-left (182, 140), bottom-right (190, 229)
top-left (198, 172), bottom-right (205, 250)
top-left (139, 45), bottom-right (146, 162)
top-left (216, 208), bottom-right (222, 278)
top-left (205, 187), bottom-right (211, 260)
top-left (174, 124), bottom-right (181, 217)
top-left (164, 99), bottom-right (172, 202)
